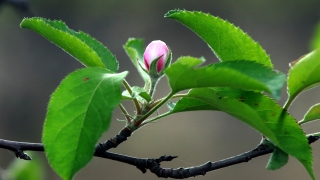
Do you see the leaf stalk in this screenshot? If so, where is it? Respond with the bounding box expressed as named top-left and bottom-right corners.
top-left (122, 79), bottom-right (142, 114)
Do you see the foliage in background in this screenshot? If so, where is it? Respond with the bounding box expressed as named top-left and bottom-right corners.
top-left (310, 21), bottom-right (320, 50)
top-left (1, 153), bottom-right (45, 180)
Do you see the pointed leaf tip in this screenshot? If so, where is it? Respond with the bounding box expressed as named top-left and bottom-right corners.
top-left (20, 17), bottom-right (119, 72)
top-left (164, 9), bottom-right (183, 17)
top-left (165, 10), bottom-right (273, 68)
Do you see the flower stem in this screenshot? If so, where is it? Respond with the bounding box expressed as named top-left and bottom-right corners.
top-left (148, 77), bottom-right (159, 98)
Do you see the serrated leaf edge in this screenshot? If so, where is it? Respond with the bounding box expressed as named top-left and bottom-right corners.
top-left (21, 17), bottom-right (118, 71)
top-left (165, 9), bottom-right (273, 68)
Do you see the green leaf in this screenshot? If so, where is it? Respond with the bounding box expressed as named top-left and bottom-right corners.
top-left (1, 153), bottom-right (45, 180)
top-left (310, 21), bottom-right (320, 50)
top-left (43, 67), bottom-right (127, 180)
top-left (286, 49), bottom-right (320, 107)
top-left (300, 103), bottom-right (320, 125)
top-left (123, 38), bottom-right (149, 82)
top-left (20, 17), bottom-right (119, 72)
top-left (165, 9), bottom-right (272, 68)
top-left (266, 148), bottom-right (289, 170)
top-left (170, 97), bottom-right (218, 113)
top-left (170, 88), bottom-right (314, 179)
top-left (264, 140), bottom-right (289, 170)
top-left (122, 86), bottom-right (151, 102)
top-left (164, 57), bottom-right (285, 99)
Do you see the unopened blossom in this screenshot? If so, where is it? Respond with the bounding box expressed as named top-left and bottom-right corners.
top-left (143, 40), bottom-right (169, 73)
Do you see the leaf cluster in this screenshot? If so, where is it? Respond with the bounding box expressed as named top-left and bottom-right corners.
top-left (14, 9), bottom-right (320, 180)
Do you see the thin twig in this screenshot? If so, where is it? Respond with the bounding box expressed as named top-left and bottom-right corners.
top-left (0, 135), bottom-right (318, 178)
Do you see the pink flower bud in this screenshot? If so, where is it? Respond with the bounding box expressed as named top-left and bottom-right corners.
top-left (143, 40), bottom-right (169, 73)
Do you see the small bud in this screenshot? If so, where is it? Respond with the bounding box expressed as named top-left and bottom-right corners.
top-left (143, 40), bottom-right (170, 73)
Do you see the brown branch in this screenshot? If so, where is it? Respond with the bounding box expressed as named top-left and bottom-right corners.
top-left (0, 135), bottom-right (319, 178)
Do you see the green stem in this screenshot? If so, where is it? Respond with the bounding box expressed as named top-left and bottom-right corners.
top-left (122, 79), bottom-right (142, 114)
top-left (283, 96), bottom-right (295, 110)
top-left (142, 112), bottom-right (171, 125)
top-left (138, 91), bottom-right (175, 123)
top-left (141, 94), bottom-right (189, 125)
top-left (172, 93), bottom-right (188, 98)
top-left (298, 120), bottom-right (304, 125)
top-left (148, 77), bottom-right (158, 98)
top-left (118, 104), bottom-right (131, 123)
top-left (152, 93), bottom-right (187, 106)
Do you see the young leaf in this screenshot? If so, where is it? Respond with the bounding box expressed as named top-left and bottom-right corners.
top-left (123, 38), bottom-right (149, 82)
top-left (43, 67), bottom-right (127, 180)
top-left (20, 17), bottom-right (119, 72)
top-left (1, 153), bottom-right (45, 180)
top-left (299, 103), bottom-right (320, 125)
top-left (164, 57), bottom-right (285, 99)
top-left (169, 88), bottom-right (314, 179)
top-left (266, 148), bottom-right (289, 170)
top-left (310, 21), bottom-right (320, 50)
top-left (286, 49), bottom-right (320, 108)
top-left (264, 139), bottom-right (289, 170)
top-left (122, 86), bottom-right (151, 102)
top-left (165, 10), bottom-right (272, 68)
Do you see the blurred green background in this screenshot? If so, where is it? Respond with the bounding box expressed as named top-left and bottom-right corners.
top-left (0, 0), bottom-right (320, 179)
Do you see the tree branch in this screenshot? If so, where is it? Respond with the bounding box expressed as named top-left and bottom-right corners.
top-left (97, 135), bottom-right (319, 178)
top-left (98, 127), bottom-right (133, 151)
top-left (0, 135), bottom-right (318, 178)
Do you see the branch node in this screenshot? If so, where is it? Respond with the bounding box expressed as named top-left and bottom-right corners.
top-left (101, 127), bottom-right (132, 151)
top-left (156, 155), bottom-right (178, 163)
top-left (244, 155), bottom-right (252, 162)
top-left (15, 150), bottom-right (31, 160)
top-left (135, 158), bottom-right (148, 174)
top-left (254, 143), bottom-right (269, 151)
top-left (308, 135), bottom-right (320, 144)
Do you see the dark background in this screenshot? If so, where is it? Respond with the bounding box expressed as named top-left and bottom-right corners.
top-left (1, 0), bottom-right (320, 179)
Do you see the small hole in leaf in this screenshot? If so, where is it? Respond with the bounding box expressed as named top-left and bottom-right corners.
top-left (83, 77), bottom-right (90, 81)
